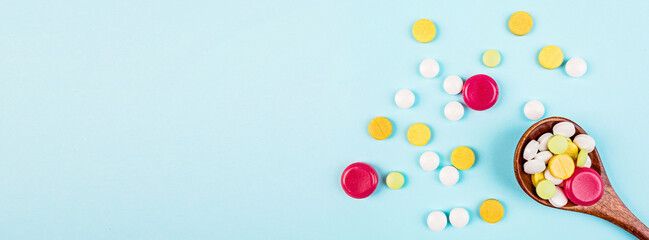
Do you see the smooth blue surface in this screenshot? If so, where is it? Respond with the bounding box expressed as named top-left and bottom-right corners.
top-left (1, 1), bottom-right (648, 239)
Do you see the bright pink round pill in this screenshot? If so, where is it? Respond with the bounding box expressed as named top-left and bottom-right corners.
top-left (462, 74), bottom-right (499, 111)
top-left (563, 167), bottom-right (604, 206)
top-left (341, 162), bottom-right (378, 199)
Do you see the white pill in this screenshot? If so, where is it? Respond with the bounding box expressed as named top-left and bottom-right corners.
top-left (523, 140), bottom-right (540, 161)
top-left (544, 169), bottom-right (563, 185)
top-left (449, 208), bottom-right (469, 228)
top-left (444, 101), bottom-right (464, 121)
top-left (533, 151), bottom-right (553, 163)
top-left (439, 166), bottom-right (459, 186)
top-left (584, 156), bottom-right (592, 168)
top-left (573, 134), bottom-right (596, 153)
top-left (395, 89), bottom-right (415, 109)
top-left (420, 151), bottom-right (440, 171)
top-left (427, 211), bottom-right (447, 231)
top-left (549, 186), bottom-right (568, 207)
top-left (565, 57), bottom-right (587, 78)
top-left (537, 133), bottom-right (553, 151)
top-left (420, 59), bottom-right (440, 78)
top-left (523, 159), bottom-right (546, 174)
top-left (443, 75), bottom-right (463, 95)
top-left (553, 122), bottom-right (576, 137)
top-left (523, 100), bottom-right (545, 120)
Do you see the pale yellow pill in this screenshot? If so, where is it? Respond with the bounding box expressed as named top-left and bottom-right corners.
top-left (548, 154), bottom-right (575, 180)
top-left (538, 45), bottom-right (564, 69)
top-left (407, 123), bottom-right (431, 146)
top-left (368, 117), bottom-right (392, 140)
top-left (482, 49), bottom-right (501, 68)
top-left (451, 146), bottom-right (475, 170)
top-left (508, 11), bottom-right (533, 36)
top-left (531, 172), bottom-right (545, 187)
top-left (480, 199), bottom-right (504, 224)
top-left (386, 171), bottom-right (405, 190)
top-left (412, 19), bottom-right (436, 43)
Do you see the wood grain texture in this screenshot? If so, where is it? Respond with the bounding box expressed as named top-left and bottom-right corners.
top-left (514, 117), bottom-right (649, 239)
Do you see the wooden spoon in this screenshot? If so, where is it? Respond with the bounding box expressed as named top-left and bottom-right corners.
top-left (514, 116), bottom-right (649, 239)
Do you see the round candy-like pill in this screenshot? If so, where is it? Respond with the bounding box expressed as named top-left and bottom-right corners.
top-left (368, 117), bottom-right (392, 140)
top-left (480, 199), bottom-right (504, 224)
top-left (395, 89), bottom-right (415, 109)
top-left (451, 146), bottom-right (475, 170)
top-left (537, 132), bottom-right (553, 151)
top-left (536, 180), bottom-right (556, 200)
top-left (533, 151), bottom-right (553, 163)
top-left (538, 45), bottom-right (564, 70)
top-left (449, 207), bottom-right (470, 228)
top-left (482, 49), bottom-right (501, 68)
top-left (407, 123), bottom-right (431, 146)
top-left (548, 154), bottom-right (575, 180)
top-left (341, 162), bottom-right (378, 199)
top-left (547, 135), bottom-right (569, 154)
top-left (523, 159), bottom-right (545, 174)
top-left (553, 122), bottom-right (576, 137)
top-left (413, 19), bottom-right (436, 43)
top-left (523, 140), bottom-right (540, 161)
top-left (573, 134), bottom-right (596, 153)
top-left (584, 156), bottom-right (592, 168)
top-left (576, 149), bottom-right (588, 167)
top-left (531, 172), bottom-right (545, 187)
top-left (444, 101), bottom-right (464, 121)
top-left (462, 74), bottom-right (499, 111)
top-left (439, 166), bottom-right (460, 186)
top-left (565, 142), bottom-right (579, 160)
top-left (420, 151), bottom-right (440, 171)
top-left (420, 58), bottom-right (440, 78)
top-left (523, 100), bottom-right (545, 120)
top-left (565, 57), bottom-right (587, 78)
top-left (443, 75), bottom-right (463, 95)
top-left (508, 11), bottom-right (533, 36)
top-left (563, 167), bottom-right (603, 206)
top-left (427, 211), bottom-right (447, 231)
top-left (544, 169), bottom-right (563, 185)
top-left (549, 186), bottom-right (568, 208)
top-left (386, 171), bottom-right (405, 190)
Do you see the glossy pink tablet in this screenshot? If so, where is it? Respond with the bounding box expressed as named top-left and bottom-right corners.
top-left (563, 167), bottom-right (604, 206)
top-left (462, 74), bottom-right (499, 111)
top-left (341, 162), bottom-right (378, 199)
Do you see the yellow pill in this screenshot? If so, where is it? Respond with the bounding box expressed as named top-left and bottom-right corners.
top-left (508, 11), bottom-right (533, 36)
top-left (386, 171), bottom-right (405, 190)
top-left (368, 117), bottom-right (392, 140)
top-left (482, 49), bottom-right (501, 68)
top-left (407, 123), bottom-right (431, 146)
top-left (538, 45), bottom-right (564, 69)
top-left (531, 172), bottom-right (545, 187)
top-left (565, 142), bottom-right (579, 160)
top-left (548, 154), bottom-right (575, 180)
top-left (480, 199), bottom-right (504, 224)
top-left (451, 146), bottom-right (475, 170)
top-left (576, 149), bottom-right (588, 167)
top-left (412, 19), bottom-right (436, 43)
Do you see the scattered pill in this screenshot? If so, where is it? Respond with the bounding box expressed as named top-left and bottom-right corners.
top-left (451, 146), bottom-right (475, 170)
top-left (533, 151), bottom-right (553, 163)
top-left (553, 122), bottom-right (576, 137)
top-left (523, 140), bottom-right (540, 160)
top-left (531, 172), bottom-right (545, 187)
top-left (482, 49), bottom-right (501, 67)
top-left (537, 133), bottom-right (553, 151)
top-left (524, 159), bottom-right (546, 174)
top-left (368, 117), bottom-right (392, 140)
top-left (443, 75), bottom-right (463, 95)
top-left (565, 142), bottom-right (579, 160)
top-left (536, 180), bottom-right (556, 200)
top-left (565, 57), bottom-right (587, 78)
top-left (427, 211), bottom-right (447, 231)
top-left (420, 151), bottom-right (440, 171)
top-left (439, 166), bottom-right (460, 186)
top-left (407, 123), bottom-right (431, 146)
top-left (538, 45), bottom-right (564, 70)
top-left (341, 162), bottom-right (378, 199)
top-left (480, 199), bottom-right (504, 224)
top-left (548, 154), bottom-right (575, 180)
top-left (444, 101), bottom-right (464, 121)
top-left (549, 186), bottom-right (568, 208)
top-left (547, 135), bottom-right (569, 154)
top-left (449, 208), bottom-right (470, 228)
top-left (395, 89), bottom-right (415, 109)
top-left (584, 156), bottom-right (592, 168)
top-left (563, 167), bottom-right (603, 206)
top-left (463, 74), bottom-right (499, 111)
top-left (413, 19), bottom-right (436, 43)
top-left (523, 100), bottom-right (545, 120)
top-left (573, 134), bottom-right (596, 152)
top-left (544, 168), bottom-right (563, 185)
top-left (420, 58), bottom-right (440, 78)
top-left (386, 171), bottom-right (405, 190)
top-left (508, 11), bottom-right (533, 36)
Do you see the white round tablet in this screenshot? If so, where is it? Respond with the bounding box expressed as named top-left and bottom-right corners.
top-left (444, 101), bottom-right (464, 121)
top-left (427, 211), bottom-right (448, 231)
top-left (419, 59), bottom-right (440, 78)
top-left (573, 134), bottom-right (596, 152)
top-left (565, 57), bottom-right (587, 78)
top-left (439, 166), bottom-right (459, 186)
top-left (544, 169), bottom-right (563, 185)
top-left (523, 159), bottom-right (545, 174)
top-left (419, 151), bottom-right (440, 171)
top-left (395, 89), bottom-right (415, 109)
top-left (443, 75), bottom-right (463, 95)
top-left (553, 122), bottom-right (576, 137)
top-left (549, 186), bottom-right (568, 207)
top-left (449, 207), bottom-right (469, 228)
top-left (537, 132), bottom-right (554, 151)
top-left (533, 151), bottom-right (553, 163)
top-left (584, 156), bottom-right (592, 168)
top-left (524, 100), bottom-right (545, 120)
top-left (523, 140), bottom-right (540, 161)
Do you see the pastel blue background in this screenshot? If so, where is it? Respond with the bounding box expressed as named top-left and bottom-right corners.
top-left (1, 0), bottom-right (648, 239)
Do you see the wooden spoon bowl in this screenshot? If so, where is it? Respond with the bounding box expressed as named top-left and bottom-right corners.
top-left (514, 116), bottom-right (649, 239)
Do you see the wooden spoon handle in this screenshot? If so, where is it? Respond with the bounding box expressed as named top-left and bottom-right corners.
top-left (595, 188), bottom-right (649, 239)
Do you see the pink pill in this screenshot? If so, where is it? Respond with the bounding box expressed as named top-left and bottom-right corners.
top-left (462, 74), bottom-right (499, 111)
top-left (563, 167), bottom-right (604, 206)
top-left (341, 162), bottom-right (378, 199)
